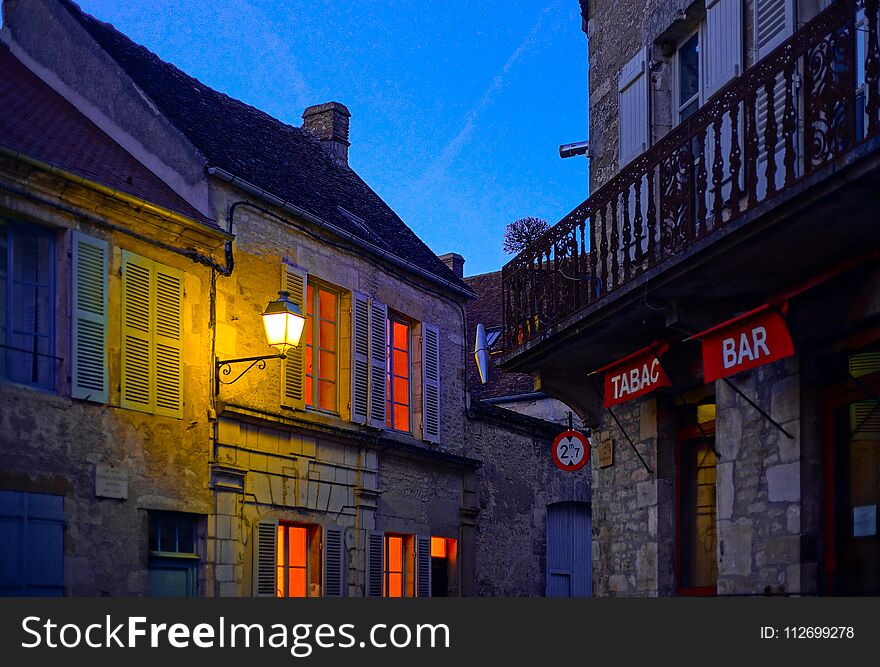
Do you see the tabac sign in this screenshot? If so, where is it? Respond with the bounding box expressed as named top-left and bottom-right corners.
top-left (698, 304), bottom-right (794, 382)
top-left (596, 344), bottom-right (671, 408)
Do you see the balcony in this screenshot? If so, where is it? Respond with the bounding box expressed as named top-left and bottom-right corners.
top-left (502, 0), bottom-right (880, 370)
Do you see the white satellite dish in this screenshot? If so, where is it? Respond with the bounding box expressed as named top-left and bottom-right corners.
top-left (474, 323), bottom-right (490, 384)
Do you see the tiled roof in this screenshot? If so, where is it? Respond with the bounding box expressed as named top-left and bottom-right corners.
top-left (464, 270), bottom-right (534, 399)
top-left (60, 0), bottom-right (470, 292)
top-left (0, 44), bottom-right (214, 226)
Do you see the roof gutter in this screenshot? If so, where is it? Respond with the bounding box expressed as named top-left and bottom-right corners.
top-left (0, 144), bottom-right (229, 240)
top-left (207, 165), bottom-right (477, 301)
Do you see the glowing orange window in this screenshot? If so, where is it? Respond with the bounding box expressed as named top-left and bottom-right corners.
top-left (386, 317), bottom-right (410, 432)
top-left (276, 524), bottom-right (309, 598)
top-left (384, 535), bottom-right (405, 597)
top-left (304, 284), bottom-right (338, 412)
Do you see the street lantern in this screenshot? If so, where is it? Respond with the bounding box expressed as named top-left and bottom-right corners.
top-left (215, 290), bottom-right (307, 394)
top-left (261, 290), bottom-right (305, 353)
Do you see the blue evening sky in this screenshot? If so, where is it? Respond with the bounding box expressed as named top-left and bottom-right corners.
top-left (75, 0), bottom-right (590, 276)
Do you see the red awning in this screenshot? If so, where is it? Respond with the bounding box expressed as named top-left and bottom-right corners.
top-left (593, 343), bottom-right (671, 408)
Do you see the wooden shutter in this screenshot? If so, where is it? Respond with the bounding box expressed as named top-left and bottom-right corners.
top-left (351, 291), bottom-right (370, 425)
top-left (368, 298), bottom-right (388, 429)
top-left (323, 526), bottom-right (345, 597)
top-left (850, 352), bottom-right (880, 440)
top-left (254, 519), bottom-right (278, 597)
top-left (755, 0), bottom-right (794, 59)
top-left (281, 266), bottom-right (307, 410)
top-left (618, 47), bottom-right (649, 167)
top-left (367, 531), bottom-right (384, 597)
top-left (71, 232), bottom-right (108, 403)
top-left (153, 263), bottom-right (183, 418)
top-left (121, 251), bottom-right (153, 413)
top-left (422, 323), bottom-right (441, 444)
top-left (416, 535), bottom-right (432, 597)
top-left (704, 0), bottom-right (743, 99)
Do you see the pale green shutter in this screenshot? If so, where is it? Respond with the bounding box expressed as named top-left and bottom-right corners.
top-left (254, 520), bottom-right (278, 597)
top-left (281, 265), bottom-right (307, 410)
top-left (368, 299), bottom-right (388, 429)
top-left (71, 232), bottom-right (108, 402)
top-left (422, 323), bottom-right (441, 443)
top-left (416, 535), bottom-right (432, 597)
top-left (351, 291), bottom-right (370, 425)
top-left (323, 526), bottom-right (345, 597)
top-left (153, 263), bottom-right (183, 418)
top-left (121, 251), bottom-right (153, 413)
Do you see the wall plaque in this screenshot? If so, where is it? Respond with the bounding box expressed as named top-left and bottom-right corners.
top-left (598, 439), bottom-right (614, 468)
top-left (96, 464), bottom-right (128, 499)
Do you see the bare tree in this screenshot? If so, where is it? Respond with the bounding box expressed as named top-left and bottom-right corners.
top-left (503, 216), bottom-right (549, 254)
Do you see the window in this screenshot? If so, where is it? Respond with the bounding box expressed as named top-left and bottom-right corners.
top-left (386, 316), bottom-right (410, 432)
top-left (383, 534), bottom-right (407, 597)
top-left (275, 523), bottom-right (321, 597)
top-left (430, 536), bottom-right (458, 597)
top-left (676, 31), bottom-right (701, 122)
top-left (304, 283), bottom-right (338, 412)
top-left (148, 511), bottom-right (198, 597)
top-left (121, 251), bottom-right (183, 417)
top-left (0, 220), bottom-right (55, 389)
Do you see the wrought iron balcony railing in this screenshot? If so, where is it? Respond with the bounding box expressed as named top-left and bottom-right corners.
top-left (502, 0), bottom-right (880, 352)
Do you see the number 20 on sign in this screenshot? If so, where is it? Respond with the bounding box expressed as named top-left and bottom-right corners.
top-left (552, 430), bottom-right (591, 471)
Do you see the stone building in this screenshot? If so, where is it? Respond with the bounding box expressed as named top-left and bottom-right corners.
top-left (501, 0), bottom-right (880, 596)
top-left (0, 0), bottom-right (588, 597)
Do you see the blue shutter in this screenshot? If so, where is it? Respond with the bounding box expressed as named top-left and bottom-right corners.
top-left (0, 491), bottom-right (64, 596)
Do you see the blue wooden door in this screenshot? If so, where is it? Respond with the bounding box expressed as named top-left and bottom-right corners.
top-left (0, 490), bottom-right (64, 596)
top-left (546, 501), bottom-right (592, 597)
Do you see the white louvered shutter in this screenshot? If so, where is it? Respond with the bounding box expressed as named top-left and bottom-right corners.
top-left (368, 299), bottom-right (388, 429)
top-left (416, 535), bottom-right (432, 597)
top-left (121, 251), bottom-right (153, 413)
top-left (422, 323), bottom-right (441, 444)
top-left (281, 266), bottom-right (307, 410)
top-left (755, 0), bottom-right (795, 59)
top-left (704, 0), bottom-right (743, 99)
top-left (254, 520), bottom-right (278, 597)
top-left (323, 526), bottom-right (345, 597)
top-left (351, 291), bottom-right (370, 425)
top-left (71, 232), bottom-right (108, 403)
top-left (367, 532), bottom-right (384, 597)
top-left (618, 47), bottom-right (649, 167)
top-left (153, 263), bottom-right (183, 418)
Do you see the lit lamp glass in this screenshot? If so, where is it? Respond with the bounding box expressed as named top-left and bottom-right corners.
top-left (261, 291), bottom-right (305, 354)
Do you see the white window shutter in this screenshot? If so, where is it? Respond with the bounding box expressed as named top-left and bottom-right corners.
top-left (323, 526), bottom-right (345, 597)
top-left (618, 47), bottom-right (649, 167)
top-left (368, 299), bottom-right (388, 429)
top-left (422, 323), bottom-right (441, 444)
top-left (416, 535), bottom-right (432, 597)
top-left (254, 519), bottom-right (278, 597)
top-left (351, 291), bottom-right (370, 425)
top-left (71, 232), bottom-right (108, 403)
top-left (704, 0), bottom-right (743, 99)
top-left (153, 263), bottom-right (183, 418)
top-left (755, 0), bottom-right (794, 59)
top-left (120, 251), bottom-right (153, 413)
top-left (367, 531), bottom-right (384, 597)
top-left (281, 266), bottom-right (307, 410)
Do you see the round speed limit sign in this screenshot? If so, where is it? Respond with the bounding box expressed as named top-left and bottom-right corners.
top-left (551, 430), bottom-right (591, 471)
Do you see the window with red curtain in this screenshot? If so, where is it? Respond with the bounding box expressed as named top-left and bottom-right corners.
top-left (304, 283), bottom-right (338, 412)
top-left (386, 317), bottom-right (410, 432)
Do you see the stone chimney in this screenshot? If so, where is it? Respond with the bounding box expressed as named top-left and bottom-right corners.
top-left (302, 102), bottom-right (351, 165)
top-left (439, 253), bottom-right (465, 279)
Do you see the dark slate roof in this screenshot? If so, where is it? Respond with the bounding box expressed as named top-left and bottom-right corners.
top-left (60, 0), bottom-right (470, 292)
top-left (0, 44), bottom-right (214, 226)
top-left (464, 270), bottom-right (534, 399)
top-left (469, 398), bottom-right (565, 441)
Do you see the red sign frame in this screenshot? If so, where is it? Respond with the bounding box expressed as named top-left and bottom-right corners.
top-left (551, 430), bottom-right (591, 471)
top-left (699, 304), bottom-right (794, 382)
top-left (597, 344), bottom-right (671, 408)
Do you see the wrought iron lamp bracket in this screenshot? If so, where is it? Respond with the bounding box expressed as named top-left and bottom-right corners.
top-left (215, 353), bottom-right (286, 392)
